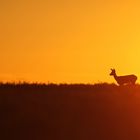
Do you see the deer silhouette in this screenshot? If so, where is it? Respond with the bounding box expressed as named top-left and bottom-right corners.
top-left (110, 69), bottom-right (137, 85)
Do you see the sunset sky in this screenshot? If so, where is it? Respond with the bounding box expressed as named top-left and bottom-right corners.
top-left (0, 0), bottom-right (140, 83)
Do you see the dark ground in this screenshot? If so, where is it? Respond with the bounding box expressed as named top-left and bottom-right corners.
top-left (1, 83), bottom-right (140, 140)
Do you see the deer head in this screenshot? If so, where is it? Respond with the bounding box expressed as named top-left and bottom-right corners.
top-left (110, 69), bottom-right (116, 76)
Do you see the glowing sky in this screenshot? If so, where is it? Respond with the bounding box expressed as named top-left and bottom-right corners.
top-left (0, 0), bottom-right (140, 83)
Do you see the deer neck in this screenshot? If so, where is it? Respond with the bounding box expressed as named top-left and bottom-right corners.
top-left (113, 73), bottom-right (118, 80)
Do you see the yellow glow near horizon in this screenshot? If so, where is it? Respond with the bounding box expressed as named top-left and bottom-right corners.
top-left (0, 0), bottom-right (140, 83)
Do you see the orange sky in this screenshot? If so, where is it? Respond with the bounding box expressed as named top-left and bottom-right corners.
top-left (0, 0), bottom-right (140, 83)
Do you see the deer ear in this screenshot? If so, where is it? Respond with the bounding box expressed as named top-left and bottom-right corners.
top-left (111, 68), bottom-right (113, 71)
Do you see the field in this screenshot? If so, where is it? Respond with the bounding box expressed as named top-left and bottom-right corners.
top-left (1, 83), bottom-right (140, 140)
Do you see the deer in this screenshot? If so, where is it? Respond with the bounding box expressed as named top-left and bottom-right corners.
top-left (110, 69), bottom-right (137, 85)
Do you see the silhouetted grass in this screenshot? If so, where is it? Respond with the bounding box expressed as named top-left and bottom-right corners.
top-left (1, 83), bottom-right (140, 140)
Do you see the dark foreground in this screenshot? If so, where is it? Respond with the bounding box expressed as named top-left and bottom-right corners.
top-left (1, 83), bottom-right (140, 140)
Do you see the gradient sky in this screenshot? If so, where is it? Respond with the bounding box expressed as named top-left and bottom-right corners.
top-left (0, 0), bottom-right (140, 83)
